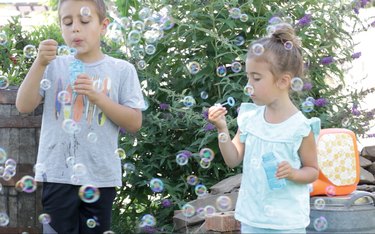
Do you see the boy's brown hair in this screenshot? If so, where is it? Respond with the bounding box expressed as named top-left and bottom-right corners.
top-left (58, 0), bottom-right (107, 22)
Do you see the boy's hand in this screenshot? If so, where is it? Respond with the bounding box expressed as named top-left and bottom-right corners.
top-left (208, 105), bottom-right (228, 130)
top-left (74, 74), bottom-right (102, 103)
top-left (276, 161), bottom-right (295, 180)
top-left (36, 39), bottom-right (58, 66)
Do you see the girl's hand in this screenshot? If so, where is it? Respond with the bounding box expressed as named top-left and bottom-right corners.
top-left (208, 105), bottom-right (228, 130)
top-left (73, 74), bottom-right (102, 103)
top-left (276, 161), bottom-right (295, 180)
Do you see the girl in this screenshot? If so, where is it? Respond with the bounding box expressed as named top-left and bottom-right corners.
top-left (208, 23), bottom-right (320, 233)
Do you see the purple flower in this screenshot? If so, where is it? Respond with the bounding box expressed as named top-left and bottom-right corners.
top-left (202, 110), bottom-right (209, 120)
top-left (320, 56), bottom-right (335, 65)
top-left (161, 199), bottom-right (172, 208)
top-left (351, 108), bottom-right (361, 116)
top-left (351, 52), bottom-right (361, 59)
top-left (297, 14), bottom-right (312, 27)
top-left (204, 123), bottom-right (215, 131)
top-left (141, 226), bottom-right (157, 234)
top-left (119, 128), bottom-right (126, 134)
top-left (353, 7), bottom-right (360, 14)
top-left (360, 0), bottom-right (370, 8)
top-left (159, 103), bottom-right (170, 110)
top-left (303, 82), bottom-right (313, 91)
top-left (314, 98), bottom-right (328, 107)
top-left (371, 20), bottom-right (375, 28)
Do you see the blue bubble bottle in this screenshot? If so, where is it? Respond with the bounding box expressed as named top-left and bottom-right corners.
top-left (262, 152), bottom-right (286, 190)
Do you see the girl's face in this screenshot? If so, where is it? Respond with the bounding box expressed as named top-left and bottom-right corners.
top-left (245, 57), bottom-right (281, 106)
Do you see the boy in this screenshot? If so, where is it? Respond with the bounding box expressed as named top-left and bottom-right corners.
top-left (16, 0), bottom-right (144, 233)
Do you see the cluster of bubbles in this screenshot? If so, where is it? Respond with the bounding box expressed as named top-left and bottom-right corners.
top-left (0, 149), bottom-right (17, 183)
top-left (180, 195), bottom-right (233, 218)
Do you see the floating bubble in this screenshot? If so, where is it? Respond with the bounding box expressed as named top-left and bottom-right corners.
top-left (5, 158), bottom-right (16, 169)
top-left (204, 205), bottom-right (216, 216)
top-left (187, 61), bottom-right (201, 75)
top-left (132, 20), bottom-right (145, 31)
top-left (145, 44), bottom-right (156, 55)
top-left (0, 212), bottom-right (9, 227)
top-left (291, 77), bottom-right (304, 91)
top-left (66, 156), bottom-right (75, 167)
top-left (314, 198), bottom-right (326, 210)
top-left (0, 76), bottom-right (9, 89)
top-left (23, 45), bottom-right (37, 59)
top-left (182, 203), bottom-right (195, 217)
top-left (87, 218), bottom-right (97, 228)
top-left (71, 174), bottom-right (80, 184)
top-left (284, 16), bottom-right (294, 25)
top-left (21, 175), bottom-right (37, 193)
top-left (40, 79), bottom-right (51, 91)
top-left (73, 163), bottom-right (87, 176)
top-left (199, 158), bottom-right (211, 169)
top-left (57, 45), bottom-right (71, 56)
top-left (0, 148), bottom-right (7, 164)
top-left (114, 148), bottom-right (126, 158)
top-left (150, 178), bottom-right (164, 193)
top-left (252, 43), bottom-right (264, 56)
top-left (240, 14), bottom-right (249, 22)
top-left (176, 153), bottom-right (188, 166)
top-left (70, 47), bottom-right (78, 56)
top-left (79, 185), bottom-right (100, 203)
top-left (284, 41), bottom-right (293, 50)
top-left (62, 119), bottom-right (81, 134)
top-left (305, 96), bottom-right (315, 103)
top-left (103, 231), bottom-right (115, 234)
top-left (186, 175), bottom-right (198, 186)
top-left (216, 65), bottom-right (227, 77)
top-left (57, 90), bottom-right (71, 104)
top-left (87, 132), bottom-right (98, 143)
top-left (140, 214), bottom-right (156, 227)
top-left (0, 184), bottom-right (3, 193)
top-left (80, 6), bottom-right (91, 17)
top-left (243, 84), bottom-right (254, 96)
top-left (138, 7), bottom-right (152, 20)
top-left (199, 148), bottom-right (214, 161)
top-left (229, 8), bottom-right (241, 19)
top-left (128, 30), bottom-right (142, 44)
top-left (92, 79), bottom-right (104, 92)
top-left (313, 216), bottom-right (328, 232)
top-left (301, 100), bottom-right (314, 113)
top-left (325, 185), bottom-right (336, 197)
top-left (182, 96), bottom-right (196, 107)
top-left (194, 184), bottom-right (208, 197)
top-left (38, 213), bottom-right (51, 224)
top-left (266, 25), bottom-right (276, 35)
top-left (162, 16), bottom-right (175, 30)
top-left (233, 35), bottom-right (245, 46)
top-left (269, 16), bottom-right (283, 25)
top-left (0, 32), bottom-right (7, 46)
top-left (341, 117), bottom-right (350, 127)
top-left (200, 91), bottom-right (208, 99)
top-left (107, 22), bottom-right (122, 32)
top-left (120, 17), bottom-right (131, 29)
top-left (137, 60), bottom-right (147, 70)
top-left (216, 195), bottom-right (232, 211)
top-left (123, 162), bottom-right (136, 174)
top-left (143, 29), bottom-right (162, 44)
top-left (196, 207), bottom-right (205, 218)
top-left (218, 132), bottom-right (229, 143)
top-left (231, 61), bottom-right (242, 73)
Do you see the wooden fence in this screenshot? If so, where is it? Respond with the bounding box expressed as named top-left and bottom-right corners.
top-left (0, 87), bottom-right (42, 234)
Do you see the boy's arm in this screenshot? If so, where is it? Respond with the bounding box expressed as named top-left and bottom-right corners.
top-left (16, 39), bottom-right (58, 113)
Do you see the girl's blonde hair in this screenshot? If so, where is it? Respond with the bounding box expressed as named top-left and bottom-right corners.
top-left (247, 23), bottom-right (304, 79)
top-left (58, 0), bottom-right (107, 22)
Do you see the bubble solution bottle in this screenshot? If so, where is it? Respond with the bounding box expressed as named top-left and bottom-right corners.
top-left (262, 152), bottom-right (286, 190)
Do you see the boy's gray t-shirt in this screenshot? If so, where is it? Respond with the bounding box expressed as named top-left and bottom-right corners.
top-left (35, 55), bottom-right (145, 187)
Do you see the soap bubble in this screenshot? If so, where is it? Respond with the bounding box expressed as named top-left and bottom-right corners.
top-left (216, 195), bottom-right (232, 211)
top-left (187, 61), bottom-right (201, 75)
top-left (240, 14), bottom-right (249, 22)
top-left (21, 175), bottom-right (37, 193)
top-left (128, 30), bottom-right (142, 44)
top-left (40, 79), bottom-right (51, 91)
top-left (204, 205), bottom-right (216, 216)
top-left (73, 163), bottom-right (87, 176)
top-left (199, 158), bottom-right (211, 169)
top-left (58, 45), bottom-right (71, 56)
top-left (57, 90), bottom-right (71, 104)
top-left (251, 43), bottom-right (264, 56)
top-left (233, 35), bottom-right (245, 46)
top-left (87, 132), bottom-right (98, 143)
top-left (194, 184), bottom-right (208, 197)
top-left (199, 148), bottom-right (215, 161)
top-left (301, 100), bottom-right (314, 113)
top-left (136, 60), bottom-right (147, 70)
top-left (176, 153), bottom-right (188, 166)
top-left (0, 212), bottom-right (9, 227)
top-left (86, 218), bottom-right (97, 228)
top-left (80, 6), bottom-right (91, 17)
top-left (0, 76), bottom-right (9, 89)
top-left (149, 178), bottom-right (164, 193)
top-left (114, 148), bottom-right (126, 158)
top-left (79, 185), bottom-right (100, 203)
top-left (138, 7), bottom-right (152, 20)
top-left (145, 44), bottom-right (156, 55)
top-left (23, 45), bottom-right (37, 59)
top-left (244, 84), bottom-right (254, 96)
top-left (140, 214), bottom-right (156, 227)
top-left (313, 216), bottom-right (328, 232)
top-left (216, 65), bottom-right (227, 77)
top-left (186, 175), bottom-right (199, 186)
top-left (0, 148), bottom-right (7, 163)
top-left (229, 8), bottom-right (241, 19)
top-left (200, 91), bottom-right (208, 99)
top-left (38, 213), bottom-right (51, 224)
top-left (218, 132), bottom-right (229, 143)
top-left (291, 77), bottom-right (304, 91)
top-left (182, 96), bottom-right (196, 107)
top-left (284, 41), bottom-right (293, 50)
top-left (231, 61), bottom-right (242, 73)
top-left (314, 198), bottom-right (326, 210)
top-left (182, 203), bottom-right (195, 217)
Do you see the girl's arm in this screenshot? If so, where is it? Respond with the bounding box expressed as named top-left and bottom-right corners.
top-left (277, 131), bottom-right (319, 184)
top-left (218, 128), bottom-right (245, 168)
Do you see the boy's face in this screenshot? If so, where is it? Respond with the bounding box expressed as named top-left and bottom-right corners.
top-left (59, 0), bottom-right (108, 61)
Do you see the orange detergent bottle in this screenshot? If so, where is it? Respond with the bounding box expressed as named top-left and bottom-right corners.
top-left (310, 128), bottom-right (360, 196)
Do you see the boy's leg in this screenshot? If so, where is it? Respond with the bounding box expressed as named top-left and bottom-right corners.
top-left (79, 187), bottom-right (116, 234)
top-left (42, 182), bottom-right (80, 234)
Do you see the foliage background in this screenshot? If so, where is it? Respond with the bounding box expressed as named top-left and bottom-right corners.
top-left (1, 0), bottom-right (375, 233)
